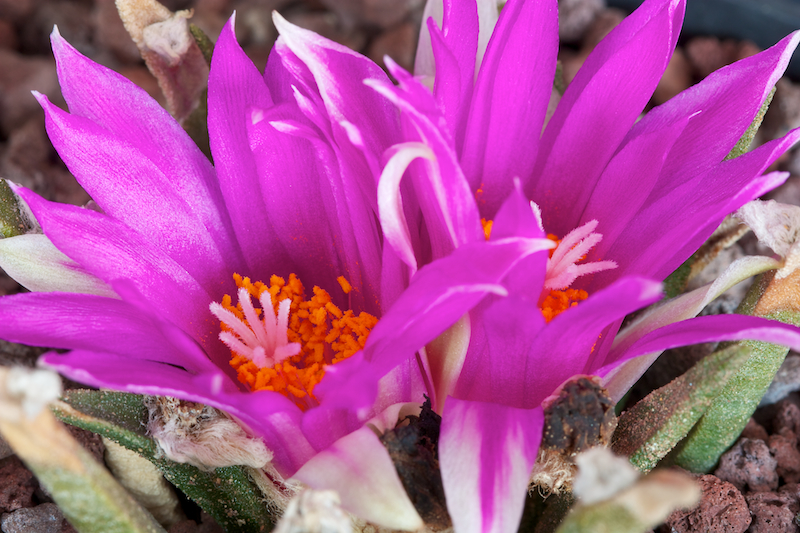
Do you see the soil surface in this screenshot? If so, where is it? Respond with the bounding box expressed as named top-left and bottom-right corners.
top-left (2, 0), bottom-right (800, 531)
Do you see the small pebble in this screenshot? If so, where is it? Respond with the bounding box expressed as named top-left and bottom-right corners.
top-left (0, 503), bottom-right (71, 533)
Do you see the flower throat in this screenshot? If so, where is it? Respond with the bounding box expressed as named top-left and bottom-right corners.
top-left (480, 217), bottom-right (616, 322)
top-left (210, 273), bottom-right (377, 410)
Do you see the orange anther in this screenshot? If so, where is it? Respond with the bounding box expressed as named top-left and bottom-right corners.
top-left (218, 273), bottom-right (378, 411)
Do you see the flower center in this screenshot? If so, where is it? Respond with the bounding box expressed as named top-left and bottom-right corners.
top-left (209, 273), bottom-right (378, 409)
top-left (481, 213), bottom-right (615, 322)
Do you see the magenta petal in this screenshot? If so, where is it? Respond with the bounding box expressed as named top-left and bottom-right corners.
top-left (530, 0), bottom-right (684, 235)
top-left (490, 181), bottom-right (547, 298)
top-left (429, 0), bottom-right (478, 147)
top-left (607, 129), bottom-right (800, 283)
top-left (632, 31), bottom-right (800, 204)
top-left (366, 237), bottom-right (553, 376)
top-left (460, 0), bottom-right (558, 216)
top-left (603, 314), bottom-right (800, 373)
top-left (272, 12), bottom-right (399, 179)
top-left (578, 115), bottom-right (691, 286)
top-left (369, 63), bottom-right (483, 256)
top-left (455, 276), bottom-right (661, 408)
top-left (49, 30), bottom-right (226, 223)
top-left (0, 292), bottom-right (198, 366)
top-left (15, 186), bottom-right (216, 347)
top-left (246, 109), bottom-right (369, 304)
top-left (439, 398), bottom-right (543, 533)
top-left (208, 18), bottom-right (293, 277)
top-left (36, 94), bottom-right (239, 288)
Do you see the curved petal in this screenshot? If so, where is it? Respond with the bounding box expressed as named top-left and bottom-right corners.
top-left (14, 186), bottom-right (218, 352)
top-left (429, 0), bottom-right (478, 147)
top-left (293, 426), bottom-right (424, 531)
top-left (0, 293), bottom-right (193, 365)
top-left (602, 255), bottom-right (781, 400)
top-left (0, 234), bottom-right (115, 297)
top-left (49, 30), bottom-right (241, 273)
top-left (246, 108), bottom-right (362, 304)
top-left (369, 61), bottom-right (483, 256)
top-left (271, 11), bottom-right (398, 183)
top-left (366, 237), bottom-right (554, 376)
top-left (461, 0), bottom-right (558, 216)
top-left (605, 314), bottom-right (800, 372)
top-left (36, 94), bottom-right (236, 289)
top-left (439, 398), bottom-right (543, 533)
top-left (457, 276), bottom-right (663, 408)
top-left (631, 31), bottom-right (800, 203)
top-left (490, 182), bottom-right (547, 298)
top-left (607, 130), bottom-right (800, 284)
top-left (529, 0), bottom-right (684, 235)
top-left (577, 114), bottom-right (691, 282)
top-left (208, 17), bottom-right (293, 276)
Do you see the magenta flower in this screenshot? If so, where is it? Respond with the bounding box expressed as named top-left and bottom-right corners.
top-left (341, 0), bottom-right (800, 531)
top-left (0, 15), bottom-right (556, 529)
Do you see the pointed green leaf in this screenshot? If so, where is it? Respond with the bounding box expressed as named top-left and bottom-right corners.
top-left (54, 390), bottom-right (276, 532)
top-left (612, 343), bottom-right (753, 473)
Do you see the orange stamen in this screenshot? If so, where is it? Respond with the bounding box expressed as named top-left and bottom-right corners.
top-left (217, 274), bottom-right (377, 409)
top-left (480, 218), bottom-right (493, 241)
top-left (539, 288), bottom-right (588, 323)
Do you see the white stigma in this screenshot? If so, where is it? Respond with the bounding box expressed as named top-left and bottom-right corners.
top-left (545, 219), bottom-right (617, 291)
top-left (210, 288), bottom-right (301, 369)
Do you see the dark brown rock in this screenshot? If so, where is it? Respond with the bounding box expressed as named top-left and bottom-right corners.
top-left (742, 418), bottom-right (771, 442)
top-left (0, 117), bottom-right (90, 207)
top-left (284, 11), bottom-right (366, 53)
top-left (0, 0), bottom-right (36, 24)
top-left (581, 7), bottom-right (625, 50)
top-left (367, 22), bottom-right (417, 73)
top-left (64, 425), bottom-right (105, 465)
top-left (715, 438), bottom-right (779, 493)
top-left (745, 491), bottom-right (799, 533)
top-left (558, 0), bottom-right (605, 43)
top-left (768, 433), bottom-right (800, 484)
top-left (652, 47), bottom-right (692, 105)
top-left (0, 49), bottom-right (60, 136)
top-left (0, 456), bottom-right (37, 513)
top-left (319, 0), bottom-right (423, 30)
top-left (93, 0), bottom-right (141, 64)
top-left (685, 36), bottom-right (740, 79)
top-left (0, 503), bottom-right (75, 533)
top-left (663, 474), bottom-right (751, 533)
top-left (774, 400), bottom-right (800, 437)
top-left (18, 0), bottom-right (93, 57)
top-left (0, 18), bottom-right (17, 50)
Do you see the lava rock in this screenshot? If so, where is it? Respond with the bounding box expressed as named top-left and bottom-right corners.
top-left (715, 438), bottom-right (779, 493)
top-left (367, 21), bottom-right (417, 73)
top-left (662, 474), bottom-right (751, 533)
top-left (768, 433), bottom-right (800, 484)
top-left (774, 400), bottom-right (800, 437)
top-left (741, 418), bottom-right (771, 442)
top-left (559, 0), bottom-right (606, 42)
top-left (0, 503), bottom-right (75, 533)
top-left (745, 491), bottom-right (799, 533)
top-left (0, 456), bottom-right (37, 514)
